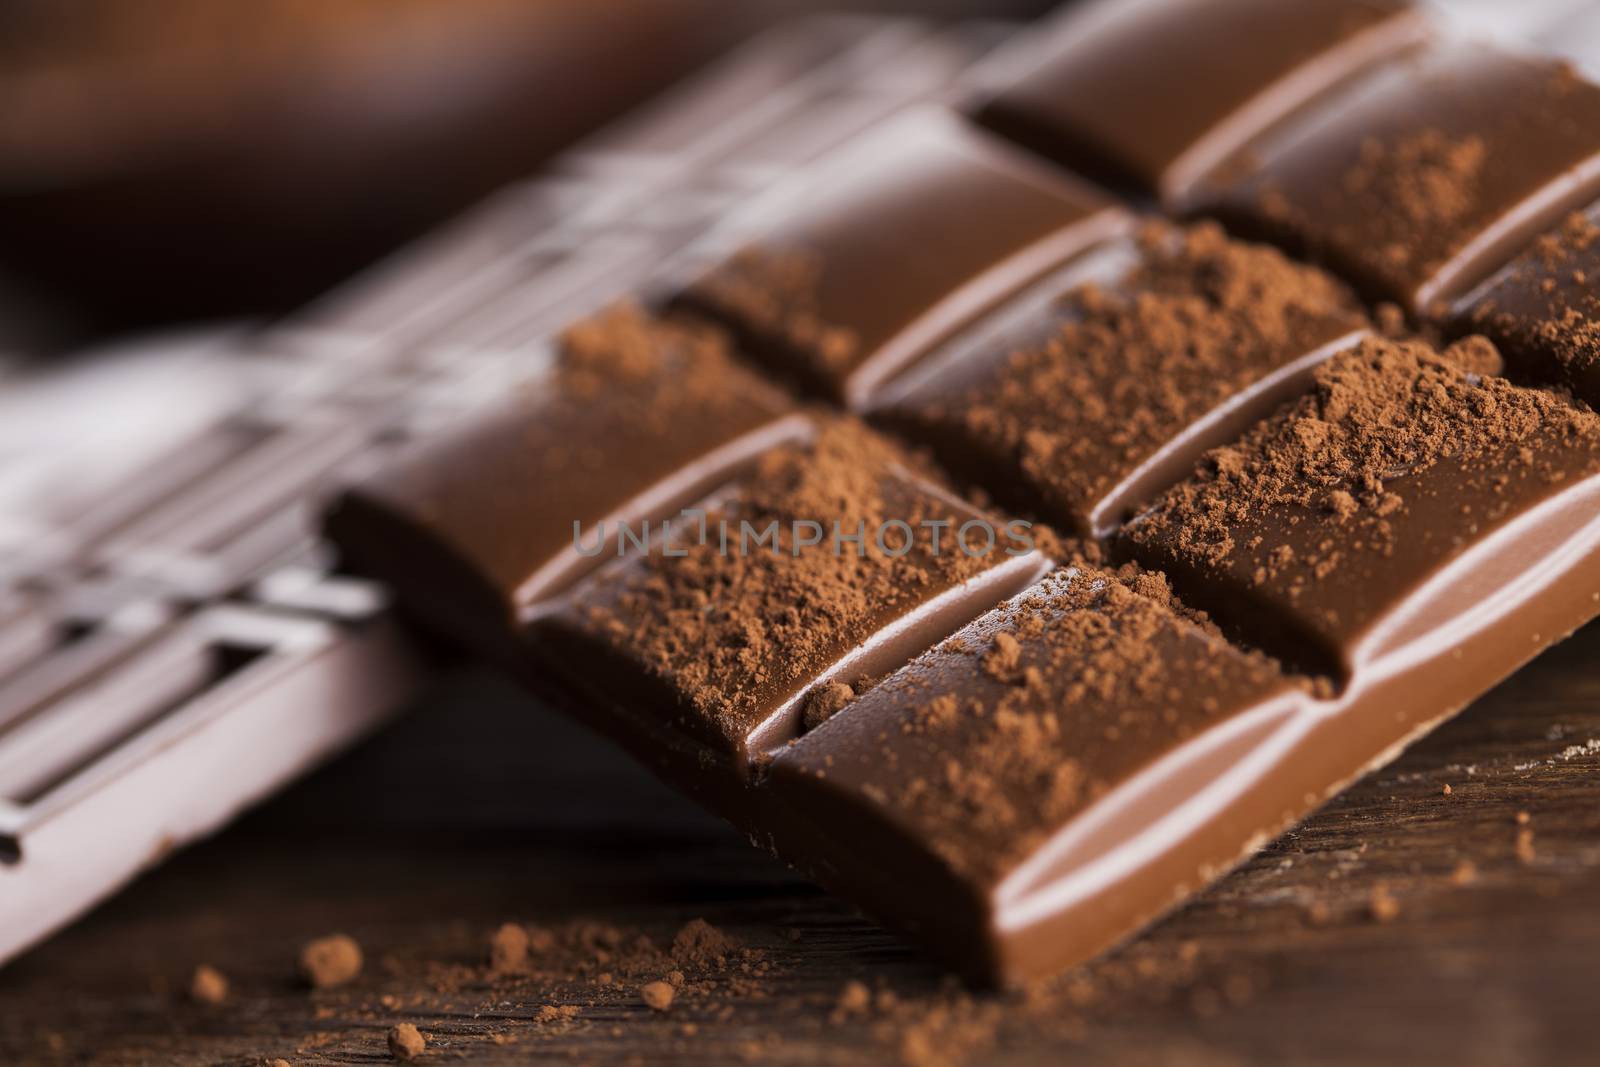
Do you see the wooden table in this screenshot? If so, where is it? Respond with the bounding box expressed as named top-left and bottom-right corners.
top-left (4, 621), bottom-right (1598, 1066)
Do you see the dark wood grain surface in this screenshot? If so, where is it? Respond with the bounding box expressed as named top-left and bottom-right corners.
top-left (4, 620), bottom-right (1598, 1067)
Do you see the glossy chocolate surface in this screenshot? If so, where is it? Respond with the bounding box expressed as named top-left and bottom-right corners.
top-left (674, 109), bottom-right (1128, 406)
top-left (1450, 204), bottom-right (1600, 407)
top-left (1201, 45), bottom-right (1600, 314)
top-left (974, 0), bottom-right (1425, 209)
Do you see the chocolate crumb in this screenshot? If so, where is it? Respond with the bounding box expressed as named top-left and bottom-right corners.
top-left (672, 918), bottom-right (735, 966)
top-left (803, 682), bottom-right (857, 732)
top-left (298, 934), bottom-right (363, 989)
top-left (1451, 860), bottom-right (1479, 885)
top-left (641, 980), bottom-right (676, 1011)
top-left (835, 979), bottom-right (871, 1018)
top-left (188, 964), bottom-right (228, 1004)
top-left (1516, 827), bottom-right (1537, 866)
top-left (387, 1022), bottom-right (426, 1061)
top-left (1368, 886), bottom-right (1400, 923)
top-left (488, 923), bottom-right (530, 973)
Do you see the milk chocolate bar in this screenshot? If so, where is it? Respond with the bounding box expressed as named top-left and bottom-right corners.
top-left (325, 2), bottom-right (1600, 986)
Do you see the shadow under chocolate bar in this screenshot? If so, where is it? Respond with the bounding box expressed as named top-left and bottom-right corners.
top-left (326, 0), bottom-right (1600, 985)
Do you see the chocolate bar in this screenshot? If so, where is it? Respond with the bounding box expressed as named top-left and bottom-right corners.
top-left (324, 2), bottom-right (1600, 986)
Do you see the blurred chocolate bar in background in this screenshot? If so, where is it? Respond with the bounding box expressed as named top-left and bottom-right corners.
top-left (0, 0), bottom-right (1059, 347)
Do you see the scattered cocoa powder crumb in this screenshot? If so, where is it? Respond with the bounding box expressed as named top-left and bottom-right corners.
top-left (1368, 886), bottom-right (1401, 923)
top-left (1515, 810), bottom-right (1532, 825)
top-left (1452, 860), bottom-right (1479, 885)
top-left (265, 1060), bottom-right (291, 1067)
top-left (525, 925), bottom-right (556, 955)
top-left (1374, 302), bottom-right (1407, 336)
top-left (488, 923), bottom-right (529, 972)
top-left (386, 1022), bottom-right (425, 1061)
top-left (641, 980), bottom-right (676, 1011)
top-left (536, 1004), bottom-right (580, 1024)
top-left (802, 682), bottom-right (857, 732)
top-left (298, 934), bottom-right (363, 989)
top-left (980, 631), bottom-right (1023, 680)
top-left (834, 980), bottom-right (871, 1019)
top-left (672, 918), bottom-right (736, 966)
top-left (1305, 900), bottom-right (1333, 926)
top-left (1516, 827), bottom-right (1538, 866)
top-left (1441, 783), bottom-right (1452, 796)
top-left (188, 964), bottom-right (228, 1004)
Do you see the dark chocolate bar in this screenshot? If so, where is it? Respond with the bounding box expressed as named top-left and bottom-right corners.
top-left (324, 1), bottom-right (1600, 986)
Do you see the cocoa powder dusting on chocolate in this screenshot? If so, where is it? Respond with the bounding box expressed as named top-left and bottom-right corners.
top-left (897, 222), bottom-right (1364, 532)
top-left (1258, 124), bottom-right (1490, 287)
top-left (554, 299), bottom-right (792, 434)
top-left (559, 420), bottom-right (997, 751)
top-left (686, 245), bottom-right (859, 372)
top-left (1126, 335), bottom-right (1600, 592)
top-left (1244, 60), bottom-right (1600, 312)
top-left (828, 565), bottom-right (1289, 881)
top-left (1467, 210), bottom-right (1600, 402)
